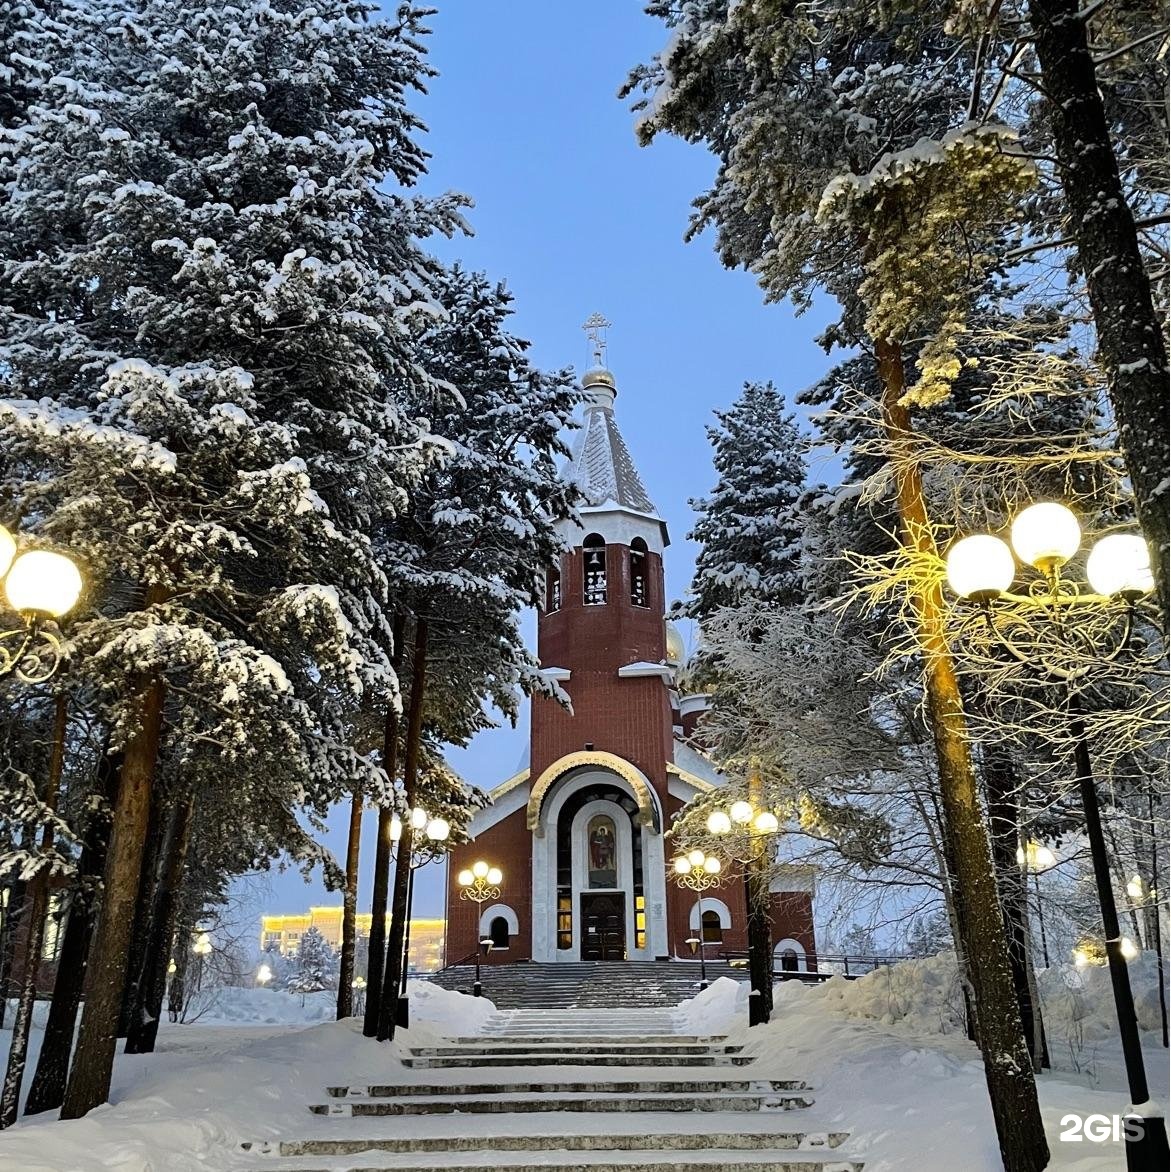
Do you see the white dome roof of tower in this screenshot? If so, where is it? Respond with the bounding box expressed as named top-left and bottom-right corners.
top-left (665, 620), bottom-right (685, 666)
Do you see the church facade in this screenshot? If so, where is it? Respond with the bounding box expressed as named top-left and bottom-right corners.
top-left (444, 358), bottom-right (816, 970)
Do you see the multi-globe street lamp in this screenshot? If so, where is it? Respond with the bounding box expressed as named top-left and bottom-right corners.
top-left (458, 861), bottom-right (503, 997)
top-left (945, 501), bottom-right (1167, 1167)
top-left (392, 807), bottom-right (450, 1027)
top-left (705, 760), bottom-right (781, 1025)
top-left (0, 524), bottom-right (83, 683)
top-left (671, 850), bottom-right (722, 990)
top-left (191, 931), bottom-right (213, 993)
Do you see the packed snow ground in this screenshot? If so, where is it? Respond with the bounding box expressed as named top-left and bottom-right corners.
top-left (0, 957), bottom-right (1165, 1171)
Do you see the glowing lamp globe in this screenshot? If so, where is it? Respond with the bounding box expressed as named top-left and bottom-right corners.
top-left (256, 963), bottom-right (272, 986)
top-left (703, 856), bottom-right (721, 875)
top-left (706, 810), bottom-right (732, 835)
top-left (1032, 844), bottom-right (1056, 870)
top-left (472, 860), bottom-right (489, 879)
top-left (1010, 502), bottom-right (1081, 571)
top-left (486, 867), bottom-right (502, 885)
top-left (389, 815), bottom-right (403, 842)
top-left (1126, 875), bottom-right (1144, 900)
top-left (0, 524), bottom-right (15, 579)
top-left (1120, 937), bottom-right (1138, 960)
top-left (673, 856), bottom-right (690, 875)
top-left (425, 817), bottom-right (450, 842)
top-left (945, 535), bottom-right (1015, 601)
top-left (730, 800), bottom-right (754, 825)
top-left (5, 549), bottom-right (83, 618)
top-left (1085, 533), bottom-right (1154, 598)
top-left (457, 869), bottom-right (474, 887)
top-left (753, 810), bottom-right (779, 834)
top-left (687, 849), bottom-right (706, 868)
top-left (409, 806), bottom-right (429, 831)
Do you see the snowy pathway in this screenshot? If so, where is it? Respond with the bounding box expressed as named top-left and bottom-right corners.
top-left (242, 1006), bottom-right (864, 1171)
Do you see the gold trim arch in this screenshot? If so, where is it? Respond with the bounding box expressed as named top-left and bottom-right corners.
top-left (526, 751), bottom-right (660, 837)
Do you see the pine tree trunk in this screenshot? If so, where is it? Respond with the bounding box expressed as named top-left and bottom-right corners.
top-left (0, 876), bottom-right (30, 1033)
top-left (119, 781), bottom-right (165, 1038)
top-left (125, 792), bottom-right (194, 1054)
top-left (982, 744), bottom-right (1049, 1071)
top-left (167, 909), bottom-right (194, 1024)
top-left (0, 694), bottom-right (67, 1129)
top-left (336, 790), bottom-right (363, 1020)
top-left (25, 750), bottom-right (121, 1116)
top-left (877, 338), bottom-right (1049, 1172)
top-left (1027, 0), bottom-right (1170, 615)
top-left (363, 613), bottom-right (405, 1037)
top-left (377, 618), bottom-right (428, 1043)
top-left (60, 672), bottom-right (166, 1120)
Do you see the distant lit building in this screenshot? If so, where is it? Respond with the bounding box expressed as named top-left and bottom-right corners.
top-left (260, 908), bottom-right (445, 973)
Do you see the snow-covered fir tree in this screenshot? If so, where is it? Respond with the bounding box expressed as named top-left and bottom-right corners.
top-left (287, 927), bottom-right (335, 998)
top-left (682, 382), bottom-right (806, 617)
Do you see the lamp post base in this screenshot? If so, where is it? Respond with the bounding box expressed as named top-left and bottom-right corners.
top-left (394, 996), bottom-right (409, 1030)
top-left (1126, 1114), bottom-right (1169, 1170)
top-left (699, 980), bottom-right (709, 991)
top-left (472, 981), bottom-right (482, 998)
top-left (748, 989), bottom-right (769, 1027)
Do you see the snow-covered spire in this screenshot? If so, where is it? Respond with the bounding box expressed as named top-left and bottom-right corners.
top-left (567, 366), bottom-right (656, 515)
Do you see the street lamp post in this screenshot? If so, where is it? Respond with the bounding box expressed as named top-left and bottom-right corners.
top-left (671, 850), bottom-right (723, 990)
top-left (706, 761), bottom-right (781, 1026)
top-left (458, 861), bottom-right (503, 998)
top-left (191, 931), bottom-right (212, 994)
top-left (394, 808), bottom-right (450, 1028)
top-left (946, 502), bottom-right (1168, 1169)
top-left (1017, 840), bottom-right (1057, 969)
top-left (0, 524), bottom-right (83, 683)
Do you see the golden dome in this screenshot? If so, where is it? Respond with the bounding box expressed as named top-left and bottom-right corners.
top-left (582, 365), bottom-right (616, 389)
top-left (665, 620), bottom-right (685, 666)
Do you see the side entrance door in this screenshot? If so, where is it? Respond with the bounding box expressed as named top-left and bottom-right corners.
top-left (580, 892), bottom-right (626, 961)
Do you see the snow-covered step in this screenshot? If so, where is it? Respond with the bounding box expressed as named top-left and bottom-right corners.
top-left (328, 1078), bottom-right (804, 1098)
top-left (250, 1153), bottom-right (861, 1171)
top-left (308, 1090), bottom-right (816, 1115)
top-left (408, 1041), bottom-right (742, 1056)
top-left (403, 1052), bottom-right (753, 1069)
top-left (273, 1129), bottom-right (848, 1156)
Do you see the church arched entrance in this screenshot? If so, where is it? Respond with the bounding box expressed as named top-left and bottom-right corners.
top-left (529, 760), bottom-right (667, 962)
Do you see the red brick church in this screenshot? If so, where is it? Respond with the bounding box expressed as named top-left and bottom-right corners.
top-left (444, 347), bottom-right (817, 972)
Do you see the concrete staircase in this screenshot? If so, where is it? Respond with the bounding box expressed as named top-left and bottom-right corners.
top-left (424, 960), bottom-right (749, 1009)
top-left (242, 1008), bottom-right (863, 1171)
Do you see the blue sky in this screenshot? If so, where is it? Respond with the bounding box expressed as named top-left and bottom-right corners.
top-left (247, 1), bottom-right (840, 931)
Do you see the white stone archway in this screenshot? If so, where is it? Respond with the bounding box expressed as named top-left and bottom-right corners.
top-left (774, 936), bottom-right (808, 973)
top-left (688, 897), bottom-right (732, 932)
top-left (530, 762), bottom-right (668, 962)
top-left (479, 904), bottom-right (519, 951)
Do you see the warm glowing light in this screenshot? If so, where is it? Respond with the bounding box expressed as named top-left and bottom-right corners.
top-left (192, 931), bottom-right (212, 956)
top-left (1120, 937), bottom-right (1139, 961)
top-left (389, 814), bottom-right (402, 842)
top-left (1033, 845), bottom-right (1056, 870)
top-left (674, 856), bottom-right (690, 875)
top-left (486, 867), bottom-right (503, 886)
top-left (706, 810), bottom-right (732, 835)
top-left (730, 800), bottom-right (753, 825)
top-left (256, 963), bottom-right (272, 985)
top-left (703, 856), bottom-right (721, 875)
top-left (1126, 875), bottom-right (1144, 900)
top-left (0, 525), bottom-right (14, 580)
top-left (352, 975), bottom-right (366, 989)
top-left (4, 549), bottom-right (83, 618)
top-left (425, 817), bottom-right (450, 842)
top-left (688, 849), bottom-right (706, 868)
top-left (1086, 533), bottom-right (1154, 598)
top-left (1010, 502), bottom-right (1081, 571)
top-left (472, 860), bottom-right (489, 879)
top-left (167, 958), bottom-right (177, 975)
top-left (457, 869), bottom-right (474, 887)
top-left (1072, 948), bottom-right (1089, 969)
top-left (945, 534), bottom-right (1015, 600)
top-left (410, 806), bottom-right (429, 830)
top-left (753, 810), bottom-right (779, 834)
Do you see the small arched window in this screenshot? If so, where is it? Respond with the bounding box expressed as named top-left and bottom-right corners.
top-left (546, 563), bottom-right (562, 612)
top-left (701, 908), bottom-right (723, 944)
top-left (629, 538), bottom-right (648, 607)
top-left (489, 916), bottom-right (510, 949)
top-left (779, 947), bottom-right (799, 971)
top-left (583, 534), bottom-right (607, 605)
